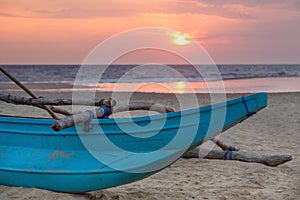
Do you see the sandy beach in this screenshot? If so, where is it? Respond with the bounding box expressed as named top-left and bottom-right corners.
top-left (0, 89), bottom-right (299, 200)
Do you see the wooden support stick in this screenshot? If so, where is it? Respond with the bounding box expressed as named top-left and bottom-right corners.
top-left (0, 93), bottom-right (106, 106)
top-left (113, 102), bottom-right (174, 113)
top-left (51, 107), bottom-right (108, 132)
top-left (1, 94), bottom-right (72, 116)
top-left (51, 102), bottom-right (174, 131)
top-left (183, 148), bottom-right (292, 167)
top-left (210, 137), bottom-right (239, 151)
top-left (0, 67), bottom-right (59, 119)
top-left (0, 94), bottom-right (175, 114)
top-left (0, 93), bottom-right (174, 130)
top-left (48, 106), bottom-right (72, 116)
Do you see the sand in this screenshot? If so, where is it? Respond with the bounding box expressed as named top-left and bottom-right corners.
top-left (0, 90), bottom-right (299, 200)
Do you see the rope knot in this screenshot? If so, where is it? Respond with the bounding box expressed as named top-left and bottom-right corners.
top-left (82, 110), bottom-right (94, 132)
top-left (99, 98), bottom-right (116, 115)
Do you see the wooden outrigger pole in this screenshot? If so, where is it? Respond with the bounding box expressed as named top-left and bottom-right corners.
top-left (0, 66), bottom-right (59, 119)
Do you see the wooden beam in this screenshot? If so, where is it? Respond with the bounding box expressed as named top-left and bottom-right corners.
top-left (183, 148), bottom-right (292, 167)
top-left (0, 67), bottom-right (59, 119)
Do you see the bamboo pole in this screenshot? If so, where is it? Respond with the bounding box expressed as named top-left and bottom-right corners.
top-left (0, 67), bottom-right (59, 119)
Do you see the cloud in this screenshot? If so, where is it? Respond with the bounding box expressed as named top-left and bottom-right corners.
top-left (0, 7), bottom-right (140, 19)
top-left (0, 12), bottom-right (39, 18)
top-left (0, 0), bottom-right (258, 20)
top-left (33, 7), bottom-right (136, 19)
top-left (198, 0), bottom-right (291, 8)
top-left (0, 0), bottom-right (168, 19)
top-left (0, 12), bottom-right (22, 18)
top-left (2, 0), bottom-right (298, 20)
top-left (169, 0), bottom-right (300, 20)
top-left (164, 0), bottom-right (255, 19)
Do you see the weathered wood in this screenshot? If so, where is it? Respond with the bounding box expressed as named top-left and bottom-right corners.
top-left (51, 107), bottom-right (108, 132)
top-left (0, 67), bottom-right (58, 119)
top-left (0, 94), bottom-right (117, 116)
top-left (48, 106), bottom-right (72, 116)
top-left (210, 137), bottom-right (239, 151)
top-left (1, 93), bottom-right (175, 130)
top-left (113, 102), bottom-right (174, 113)
top-left (0, 94), bottom-right (174, 114)
top-left (52, 102), bottom-right (175, 131)
top-left (0, 93), bottom-right (111, 106)
top-left (0, 94), bottom-right (72, 116)
top-left (183, 148), bottom-right (292, 167)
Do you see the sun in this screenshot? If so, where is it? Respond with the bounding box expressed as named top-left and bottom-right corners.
top-left (173, 33), bottom-right (190, 45)
top-left (176, 35), bottom-right (188, 45)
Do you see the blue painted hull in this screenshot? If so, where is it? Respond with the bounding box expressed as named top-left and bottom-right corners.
top-left (0, 93), bottom-right (267, 192)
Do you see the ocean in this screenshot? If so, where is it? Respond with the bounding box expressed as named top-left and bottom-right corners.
top-left (1, 64), bottom-right (300, 93)
top-left (1, 64), bottom-right (300, 83)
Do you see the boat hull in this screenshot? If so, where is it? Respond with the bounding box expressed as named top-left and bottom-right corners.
top-left (0, 93), bottom-right (268, 192)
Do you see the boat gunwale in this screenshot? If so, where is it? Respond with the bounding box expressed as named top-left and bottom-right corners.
top-left (0, 93), bottom-right (265, 136)
top-left (0, 93), bottom-right (261, 124)
top-left (0, 120), bottom-right (206, 136)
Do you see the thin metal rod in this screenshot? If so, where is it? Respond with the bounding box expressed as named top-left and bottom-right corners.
top-left (0, 66), bottom-right (59, 119)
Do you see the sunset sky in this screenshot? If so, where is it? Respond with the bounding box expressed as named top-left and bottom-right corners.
top-left (0, 0), bottom-right (299, 64)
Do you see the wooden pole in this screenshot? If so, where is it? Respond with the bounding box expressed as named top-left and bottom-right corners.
top-left (51, 107), bottom-right (107, 131)
top-left (0, 93), bottom-right (112, 107)
top-left (183, 148), bottom-right (292, 167)
top-left (0, 67), bottom-right (59, 119)
top-left (0, 93), bottom-right (175, 128)
top-left (113, 102), bottom-right (174, 113)
top-left (0, 94), bottom-right (175, 113)
top-left (0, 94), bottom-right (72, 116)
top-left (51, 102), bottom-right (174, 131)
top-left (210, 137), bottom-right (239, 151)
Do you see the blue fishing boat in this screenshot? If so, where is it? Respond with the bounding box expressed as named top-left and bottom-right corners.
top-left (0, 93), bottom-right (267, 193)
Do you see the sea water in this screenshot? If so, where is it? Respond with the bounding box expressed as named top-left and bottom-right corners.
top-left (0, 64), bottom-right (300, 93)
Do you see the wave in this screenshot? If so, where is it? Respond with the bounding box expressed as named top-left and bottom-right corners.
top-left (0, 64), bottom-right (299, 83)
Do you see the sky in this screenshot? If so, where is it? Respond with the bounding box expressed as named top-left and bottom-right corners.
top-left (0, 0), bottom-right (300, 64)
